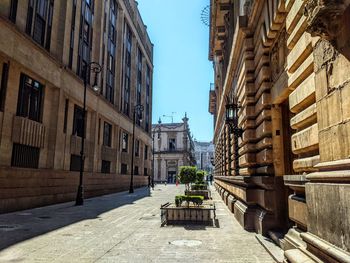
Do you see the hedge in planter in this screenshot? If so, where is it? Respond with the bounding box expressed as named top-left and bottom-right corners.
top-left (191, 184), bottom-right (208, 190)
top-left (175, 195), bottom-right (204, 207)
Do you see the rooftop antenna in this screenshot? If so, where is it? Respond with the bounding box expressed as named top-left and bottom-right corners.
top-left (163, 112), bottom-right (176, 123)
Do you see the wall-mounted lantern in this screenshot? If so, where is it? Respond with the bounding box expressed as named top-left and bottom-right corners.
top-left (225, 95), bottom-right (243, 175)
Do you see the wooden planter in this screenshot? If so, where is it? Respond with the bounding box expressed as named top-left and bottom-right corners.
top-left (185, 190), bottom-right (211, 199)
top-left (160, 202), bottom-right (216, 226)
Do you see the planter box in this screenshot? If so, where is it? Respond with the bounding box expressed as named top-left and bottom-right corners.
top-left (185, 190), bottom-right (211, 199)
top-left (160, 202), bottom-right (216, 226)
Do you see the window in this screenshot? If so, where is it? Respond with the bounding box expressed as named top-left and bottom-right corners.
top-left (63, 99), bottom-right (69, 133)
top-left (135, 140), bottom-right (139, 156)
top-left (68, 0), bottom-right (77, 69)
top-left (26, 0), bottom-right (54, 50)
top-left (134, 166), bottom-right (139, 175)
top-left (77, 0), bottom-right (94, 79)
top-left (11, 143), bottom-right (40, 168)
top-left (122, 23), bottom-right (132, 115)
top-left (144, 145), bottom-right (148, 160)
top-left (9, 0), bottom-right (18, 23)
top-left (144, 168), bottom-right (148, 176)
top-left (103, 122), bottom-right (112, 147)
top-left (169, 138), bottom-right (176, 151)
top-left (72, 105), bottom-right (85, 137)
top-left (122, 132), bottom-right (128, 152)
top-left (16, 74), bottom-right (43, 122)
top-left (136, 48), bottom-right (143, 125)
top-left (0, 63), bottom-right (9, 112)
top-left (121, 163), bottom-right (127, 174)
top-left (101, 160), bottom-right (111, 173)
top-left (70, 154), bottom-right (81, 171)
top-left (145, 65), bottom-right (151, 131)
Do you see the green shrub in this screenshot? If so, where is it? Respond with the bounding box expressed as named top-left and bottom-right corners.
top-left (177, 166), bottom-right (197, 190)
top-left (174, 195), bottom-right (204, 207)
top-left (196, 170), bottom-right (206, 183)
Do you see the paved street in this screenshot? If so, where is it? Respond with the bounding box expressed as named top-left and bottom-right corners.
top-left (0, 185), bottom-right (274, 263)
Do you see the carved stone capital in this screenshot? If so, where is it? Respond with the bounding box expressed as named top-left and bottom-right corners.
top-left (304, 0), bottom-right (350, 40)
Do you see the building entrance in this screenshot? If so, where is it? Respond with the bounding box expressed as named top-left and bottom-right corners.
top-left (167, 171), bottom-right (176, 184)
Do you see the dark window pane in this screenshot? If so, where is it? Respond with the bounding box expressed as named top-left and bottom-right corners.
top-left (103, 122), bottom-right (112, 147)
top-left (101, 160), bottom-right (111, 173)
top-left (0, 63), bottom-right (9, 112)
top-left (72, 105), bottom-right (85, 137)
top-left (63, 99), bottom-right (69, 133)
top-left (135, 140), bottom-right (139, 156)
top-left (17, 74), bottom-right (43, 122)
top-left (144, 145), bottom-right (148, 160)
top-left (122, 132), bottom-right (128, 152)
top-left (33, 15), bottom-right (45, 45)
top-left (11, 143), bottom-right (40, 168)
top-left (70, 154), bottom-right (81, 171)
top-left (9, 0), bottom-right (18, 23)
top-left (121, 163), bottom-right (127, 174)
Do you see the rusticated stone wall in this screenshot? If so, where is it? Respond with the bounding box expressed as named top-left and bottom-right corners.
top-left (0, 167), bottom-right (148, 214)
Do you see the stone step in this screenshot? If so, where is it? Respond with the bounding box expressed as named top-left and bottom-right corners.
top-left (255, 234), bottom-right (285, 263)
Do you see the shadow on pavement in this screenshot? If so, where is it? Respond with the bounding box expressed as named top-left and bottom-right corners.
top-left (0, 187), bottom-right (151, 251)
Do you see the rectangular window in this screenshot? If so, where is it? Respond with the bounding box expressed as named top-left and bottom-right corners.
top-left (17, 74), bottom-right (43, 122)
top-left (122, 132), bottom-right (128, 152)
top-left (70, 154), bottom-right (81, 171)
top-left (26, 0), bottom-right (54, 50)
top-left (77, 0), bottom-right (94, 79)
top-left (11, 143), bottom-right (40, 168)
top-left (101, 160), bottom-right (111, 173)
top-left (169, 138), bottom-right (176, 151)
top-left (144, 145), bottom-right (148, 160)
top-left (122, 23), bottom-right (132, 115)
top-left (9, 0), bottom-right (18, 23)
top-left (134, 166), bottom-right (139, 175)
top-left (103, 122), bottom-right (112, 147)
top-left (0, 63), bottom-right (9, 112)
top-left (63, 99), bottom-right (69, 133)
top-left (72, 105), bottom-right (84, 137)
top-left (98, 118), bottom-right (101, 145)
top-left (144, 168), bottom-right (147, 176)
top-left (135, 140), bottom-right (139, 156)
top-left (121, 163), bottom-right (127, 174)
top-left (145, 65), bottom-right (151, 132)
top-left (68, 0), bottom-right (77, 69)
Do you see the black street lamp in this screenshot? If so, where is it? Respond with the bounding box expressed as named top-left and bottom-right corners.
top-left (129, 104), bottom-right (144, 194)
top-left (225, 95), bottom-right (243, 176)
top-left (75, 62), bottom-right (102, 206)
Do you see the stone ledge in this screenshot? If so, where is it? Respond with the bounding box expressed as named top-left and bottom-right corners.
top-left (301, 232), bottom-right (350, 263)
top-left (306, 170), bottom-right (350, 182)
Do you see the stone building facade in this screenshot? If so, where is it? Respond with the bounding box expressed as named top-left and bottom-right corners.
top-left (153, 115), bottom-right (196, 183)
top-left (209, 0), bottom-right (350, 262)
top-left (0, 0), bottom-right (153, 213)
top-left (194, 140), bottom-right (214, 175)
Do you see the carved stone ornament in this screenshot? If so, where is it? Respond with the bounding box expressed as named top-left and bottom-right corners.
top-left (313, 39), bottom-right (338, 72)
top-left (243, 0), bottom-right (253, 17)
top-left (304, 0), bottom-right (350, 40)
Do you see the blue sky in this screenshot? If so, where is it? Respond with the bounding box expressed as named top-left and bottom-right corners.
top-left (137, 0), bottom-right (214, 142)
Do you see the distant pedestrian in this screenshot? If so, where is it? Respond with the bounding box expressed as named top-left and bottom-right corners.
top-left (209, 175), bottom-right (213, 185)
